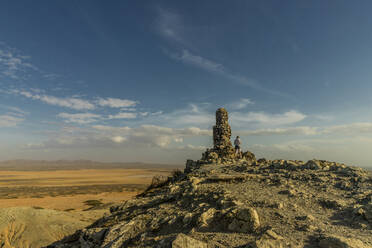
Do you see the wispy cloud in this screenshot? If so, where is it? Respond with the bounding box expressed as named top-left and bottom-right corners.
top-left (0, 104), bottom-right (28, 127)
top-left (0, 115), bottom-right (24, 127)
top-left (231, 110), bottom-right (306, 126)
top-left (238, 122), bottom-right (372, 137)
top-left (240, 126), bottom-right (318, 136)
top-left (26, 124), bottom-right (210, 150)
top-left (155, 8), bottom-right (287, 97)
top-left (0, 43), bottom-right (38, 80)
top-left (57, 112), bottom-right (101, 124)
top-left (42, 73), bottom-right (60, 80)
top-left (14, 89), bottom-right (95, 110)
top-left (169, 49), bottom-right (224, 73)
top-left (168, 49), bottom-right (286, 96)
top-left (108, 112), bottom-right (137, 119)
top-left (227, 98), bottom-right (254, 110)
top-left (159, 103), bottom-right (214, 127)
top-left (155, 7), bottom-right (186, 45)
top-left (322, 122), bottom-right (372, 135)
top-left (97, 97), bottom-right (138, 108)
top-left (0, 105), bottom-right (29, 116)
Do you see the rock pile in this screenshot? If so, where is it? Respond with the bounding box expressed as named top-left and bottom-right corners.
top-left (202, 108), bottom-right (255, 164)
top-left (47, 158), bottom-right (372, 248)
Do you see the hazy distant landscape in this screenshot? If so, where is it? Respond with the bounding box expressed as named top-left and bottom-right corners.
top-left (0, 160), bottom-right (182, 171)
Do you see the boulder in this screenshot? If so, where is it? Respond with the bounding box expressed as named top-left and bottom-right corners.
top-left (304, 160), bottom-right (321, 170)
top-left (242, 151), bottom-right (256, 162)
top-left (198, 208), bottom-right (216, 228)
top-left (227, 207), bottom-right (260, 233)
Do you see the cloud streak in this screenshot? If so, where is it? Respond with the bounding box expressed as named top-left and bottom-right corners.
top-left (57, 113), bottom-right (102, 124)
top-left (238, 122), bottom-right (372, 136)
top-left (0, 115), bottom-right (24, 127)
top-left (97, 97), bottom-right (138, 108)
top-left (227, 98), bottom-right (254, 110)
top-left (0, 43), bottom-right (38, 80)
top-left (16, 90), bottom-right (95, 110)
top-left (231, 110), bottom-right (306, 126)
top-left (156, 9), bottom-right (288, 97)
top-left (168, 49), bottom-right (288, 97)
top-left (26, 124), bottom-right (210, 150)
top-left (108, 112), bottom-right (137, 119)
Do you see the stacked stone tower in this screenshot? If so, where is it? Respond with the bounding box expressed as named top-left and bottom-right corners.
top-left (212, 108), bottom-right (235, 158)
top-left (213, 108), bottom-right (232, 150)
top-left (200, 107), bottom-right (256, 164)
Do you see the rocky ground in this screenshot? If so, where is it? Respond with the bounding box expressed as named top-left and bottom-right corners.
top-left (47, 158), bottom-right (372, 248)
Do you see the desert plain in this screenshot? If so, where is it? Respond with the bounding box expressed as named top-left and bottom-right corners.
top-left (0, 160), bottom-right (179, 248)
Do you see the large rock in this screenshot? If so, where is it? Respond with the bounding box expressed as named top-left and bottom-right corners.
top-left (304, 160), bottom-right (321, 170)
top-left (198, 208), bottom-right (216, 228)
top-left (228, 207), bottom-right (260, 233)
top-left (172, 233), bottom-right (208, 248)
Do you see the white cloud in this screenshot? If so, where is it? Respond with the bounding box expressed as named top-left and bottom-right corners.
top-left (227, 98), bottom-right (254, 110)
top-left (111, 136), bottom-right (127, 143)
top-left (57, 113), bottom-right (101, 124)
top-left (97, 97), bottom-right (138, 108)
top-left (0, 45), bottom-right (38, 79)
top-left (155, 7), bottom-right (185, 44)
top-left (0, 115), bottom-right (24, 127)
top-left (313, 114), bottom-right (334, 121)
top-left (155, 7), bottom-right (287, 97)
top-left (237, 122), bottom-right (372, 137)
top-left (0, 105), bottom-right (28, 117)
top-left (42, 73), bottom-right (60, 80)
top-left (27, 124), bottom-right (210, 150)
top-left (168, 49), bottom-right (287, 96)
top-left (171, 49), bottom-right (225, 73)
top-left (231, 110), bottom-right (306, 126)
top-left (322, 122), bottom-right (372, 135)
top-left (159, 103), bottom-right (214, 127)
top-left (108, 112), bottom-right (137, 119)
top-left (18, 90), bottom-right (95, 110)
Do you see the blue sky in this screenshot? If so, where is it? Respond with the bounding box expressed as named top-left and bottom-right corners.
top-left (1, 1), bottom-right (372, 167)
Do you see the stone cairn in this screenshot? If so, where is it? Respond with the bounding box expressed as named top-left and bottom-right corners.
top-left (200, 107), bottom-right (256, 163)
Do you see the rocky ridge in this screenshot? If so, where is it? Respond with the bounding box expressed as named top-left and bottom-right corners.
top-left (47, 108), bottom-right (372, 248)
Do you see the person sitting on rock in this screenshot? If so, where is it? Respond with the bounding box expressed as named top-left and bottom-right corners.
top-left (234, 136), bottom-right (242, 158)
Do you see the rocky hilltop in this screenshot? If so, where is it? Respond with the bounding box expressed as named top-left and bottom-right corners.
top-left (48, 108), bottom-right (372, 248)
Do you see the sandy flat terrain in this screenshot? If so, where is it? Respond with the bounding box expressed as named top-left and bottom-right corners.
top-left (0, 168), bottom-right (172, 210)
top-left (0, 167), bottom-right (174, 247)
top-left (0, 169), bottom-right (168, 186)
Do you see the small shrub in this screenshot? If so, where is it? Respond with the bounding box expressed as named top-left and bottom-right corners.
top-left (32, 206), bottom-right (44, 210)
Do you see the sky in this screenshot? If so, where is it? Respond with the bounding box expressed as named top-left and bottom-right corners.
top-left (1, 1), bottom-right (372, 167)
